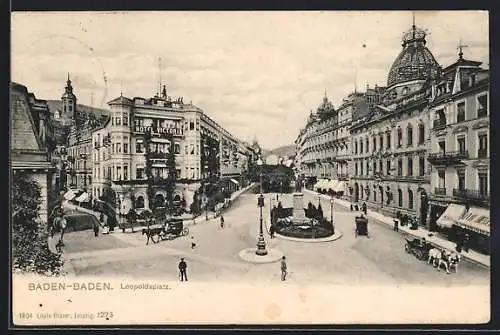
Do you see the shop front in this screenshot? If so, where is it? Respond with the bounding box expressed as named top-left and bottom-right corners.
top-left (454, 206), bottom-right (490, 255)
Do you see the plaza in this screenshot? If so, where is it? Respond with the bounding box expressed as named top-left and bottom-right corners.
top-left (60, 190), bottom-right (489, 286)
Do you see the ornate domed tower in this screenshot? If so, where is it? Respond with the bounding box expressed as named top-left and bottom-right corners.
top-left (61, 73), bottom-right (77, 118)
top-left (384, 24), bottom-right (441, 103)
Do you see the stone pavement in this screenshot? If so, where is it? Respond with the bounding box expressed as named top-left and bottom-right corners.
top-left (303, 189), bottom-right (490, 268)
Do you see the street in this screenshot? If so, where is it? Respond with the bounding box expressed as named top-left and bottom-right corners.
top-left (61, 191), bottom-right (489, 287)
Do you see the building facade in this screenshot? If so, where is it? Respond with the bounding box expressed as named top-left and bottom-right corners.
top-left (91, 86), bottom-right (252, 214)
top-left (11, 82), bottom-right (56, 223)
top-left (427, 54), bottom-right (490, 253)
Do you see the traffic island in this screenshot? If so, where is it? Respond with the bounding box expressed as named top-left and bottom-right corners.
top-left (238, 248), bottom-right (284, 264)
top-left (274, 229), bottom-right (343, 243)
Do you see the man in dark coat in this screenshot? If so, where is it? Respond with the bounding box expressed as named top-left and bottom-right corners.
top-left (179, 258), bottom-right (188, 282)
top-left (463, 233), bottom-right (470, 253)
top-left (281, 256), bottom-right (288, 281)
top-left (362, 202), bottom-right (367, 215)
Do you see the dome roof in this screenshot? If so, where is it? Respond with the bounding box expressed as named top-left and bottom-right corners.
top-left (387, 25), bottom-right (441, 87)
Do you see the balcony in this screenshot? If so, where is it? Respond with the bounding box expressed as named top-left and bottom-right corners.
top-left (453, 188), bottom-right (490, 202)
top-left (434, 187), bottom-right (446, 196)
top-left (427, 151), bottom-right (469, 165)
top-left (147, 152), bottom-right (170, 159)
top-left (433, 119), bottom-right (447, 131)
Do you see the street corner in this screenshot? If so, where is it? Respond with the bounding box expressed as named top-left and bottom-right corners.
top-left (238, 248), bottom-right (284, 264)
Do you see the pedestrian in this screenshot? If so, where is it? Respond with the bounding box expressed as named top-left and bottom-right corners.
top-left (455, 230), bottom-right (463, 253)
top-left (362, 202), bottom-right (367, 215)
top-left (270, 224), bottom-right (275, 239)
top-left (350, 204), bottom-right (353, 211)
top-left (191, 236), bottom-right (196, 249)
top-left (393, 219), bottom-right (399, 232)
top-left (93, 220), bottom-right (100, 237)
top-left (281, 256), bottom-right (288, 281)
top-left (220, 215), bottom-right (225, 229)
top-left (463, 233), bottom-right (470, 253)
top-left (178, 258), bottom-right (188, 282)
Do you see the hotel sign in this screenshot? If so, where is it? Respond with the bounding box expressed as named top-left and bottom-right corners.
top-left (134, 125), bottom-right (183, 136)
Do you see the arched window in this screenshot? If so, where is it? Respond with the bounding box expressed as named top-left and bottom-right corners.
top-left (398, 189), bottom-right (403, 207)
top-left (408, 189), bottom-right (414, 209)
top-left (135, 196), bottom-right (145, 209)
top-left (360, 140), bottom-right (364, 153)
top-left (407, 125), bottom-right (413, 147)
top-left (418, 124), bottom-right (425, 144)
top-left (397, 127), bottom-right (403, 147)
top-left (373, 186), bottom-right (377, 202)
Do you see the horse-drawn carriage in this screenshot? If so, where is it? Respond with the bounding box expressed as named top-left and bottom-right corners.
top-left (404, 237), bottom-right (432, 261)
top-left (354, 215), bottom-right (369, 237)
top-left (142, 219), bottom-right (189, 245)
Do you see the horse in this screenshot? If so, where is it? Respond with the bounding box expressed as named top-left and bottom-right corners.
top-left (427, 248), bottom-right (443, 267)
top-left (52, 216), bottom-right (67, 244)
top-left (141, 221), bottom-right (166, 245)
top-left (447, 252), bottom-right (461, 273)
top-left (436, 250), bottom-right (452, 274)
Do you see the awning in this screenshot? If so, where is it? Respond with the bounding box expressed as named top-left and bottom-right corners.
top-left (150, 138), bottom-right (171, 143)
top-left (75, 192), bottom-right (90, 202)
top-left (334, 181), bottom-right (345, 193)
top-left (455, 207), bottom-right (490, 236)
top-left (436, 203), bottom-right (466, 229)
top-left (230, 178), bottom-right (239, 185)
top-left (327, 180), bottom-right (338, 190)
top-left (63, 189), bottom-right (76, 200)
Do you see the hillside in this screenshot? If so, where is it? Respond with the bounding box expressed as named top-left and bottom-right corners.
top-left (266, 144), bottom-right (296, 158)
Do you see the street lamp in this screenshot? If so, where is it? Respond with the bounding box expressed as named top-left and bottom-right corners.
top-left (256, 157), bottom-right (268, 256)
top-left (330, 197), bottom-right (335, 235)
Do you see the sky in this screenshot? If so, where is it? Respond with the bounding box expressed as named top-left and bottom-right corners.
top-left (11, 11), bottom-right (489, 149)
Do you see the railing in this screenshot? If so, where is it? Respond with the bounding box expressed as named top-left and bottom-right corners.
top-left (433, 119), bottom-right (447, 130)
top-left (428, 151), bottom-right (469, 161)
top-left (147, 152), bottom-right (170, 159)
top-left (453, 188), bottom-right (489, 202)
top-left (434, 187), bottom-right (446, 196)
top-left (337, 174), bottom-right (349, 180)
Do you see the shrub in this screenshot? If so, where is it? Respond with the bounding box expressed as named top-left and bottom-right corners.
top-left (12, 173), bottom-right (64, 276)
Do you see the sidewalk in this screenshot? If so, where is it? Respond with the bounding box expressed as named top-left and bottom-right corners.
top-left (303, 189), bottom-right (490, 269)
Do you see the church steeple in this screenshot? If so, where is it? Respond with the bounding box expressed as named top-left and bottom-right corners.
top-left (61, 73), bottom-right (77, 117)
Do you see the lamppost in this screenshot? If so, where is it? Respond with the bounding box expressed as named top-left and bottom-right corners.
top-left (256, 157), bottom-right (268, 256)
top-left (330, 197), bottom-right (335, 235)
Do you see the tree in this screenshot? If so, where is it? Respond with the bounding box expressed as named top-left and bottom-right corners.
top-left (12, 173), bottom-right (64, 275)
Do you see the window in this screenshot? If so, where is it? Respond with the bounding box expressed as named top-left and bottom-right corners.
top-left (123, 143), bottom-right (129, 154)
top-left (373, 137), bottom-right (377, 152)
top-left (477, 94), bottom-right (488, 117)
top-left (116, 116), bottom-right (121, 126)
top-left (457, 170), bottom-right (465, 191)
top-left (438, 170), bottom-right (445, 188)
top-left (379, 159), bottom-right (382, 173)
top-left (136, 140), bottom-right (144, 153)
top-left (398, 189), bottom-right (403, 207)
top-left (408, 190), bottom-right (414, 209)
top-left (190, 122), bottom-right (195, 130)
top-left (355, 162), bottom-right (358, 175)
top-left (407, 125), bottom-right (413, 147)
top-left (457, 136), bottom-right (466, 154)
top-left (360, 161), bottom-right (364, 175)
top-left (123, 164), bottom-right (128, 180)
top-left (122, 113), bottom-right (128, 126)
top-left (373, 161), bottom-right (376, 174)
top-left (407, 157), bottom-right (413, 176)
top-left (116, 143), bottom-right (122, 153)
top-left (418, 124), bottom-right (425, 144)
top-left (174, 143), bottom-right (181, 154)
top-left (116, 167), bottom-right (122, 180)
top-left (360, 141), bottom-right (363, 153)
top-left (386, 158), bottom-right (391, 175)
top-left (355, 141), bottom-right (358, 154)
top-left (397, 158), bottom-right (403, 176)
top-left (379, 134), bottom-right (383, 151)
top-left (457, 102), bottom-right (465, 122)
top-left (478, 133), bottom-right (488, 158)
top-left (365, 138), bottom-right (369, 153)
top-left (190, 143), bottom-right (195, 155)
top-left (419, 157), bottom-right (425, 176)
top-left (373, 187), bottom-right (377, 202)
top-left (438, 140), bottom-right (445, 154)
top-left (478, 172), bottom-right (488, 196)
top-left (397, 128), bottom-right (402, 147)
top-left (185, 144), bottom-right (188, 155)
top-left (386, 132), bottom-right (391, 149)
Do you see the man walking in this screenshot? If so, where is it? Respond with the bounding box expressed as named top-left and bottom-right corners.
top-left (191, 236), bottom-right (196, 249)
top-left (463, 233), bottom-right (470, 253)
top-left (220, 215), bottom-right (225, 229)
top-left (281, 256), bottom-right (288, 281)
top-left (178, 258), bottom-right (188, 282)
top-left (362, 202), bottom-right (367, 215)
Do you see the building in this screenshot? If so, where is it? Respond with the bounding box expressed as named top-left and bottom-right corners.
top-left (295, 91), bottom-right (371, 194)
top-left (50, 75), bottom-right (110, 191)
top-left (91, 86), bottom-right (252, 214)
top-left (349, 23), bottom-right (441, 227)
top-left (11, 82), bottom-right (56, 223)
top-left (427, 52), bottom-right (490, 253)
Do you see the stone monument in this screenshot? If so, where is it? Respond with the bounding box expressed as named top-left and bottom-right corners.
top-left (292, 192), bottom-right (309, 224)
